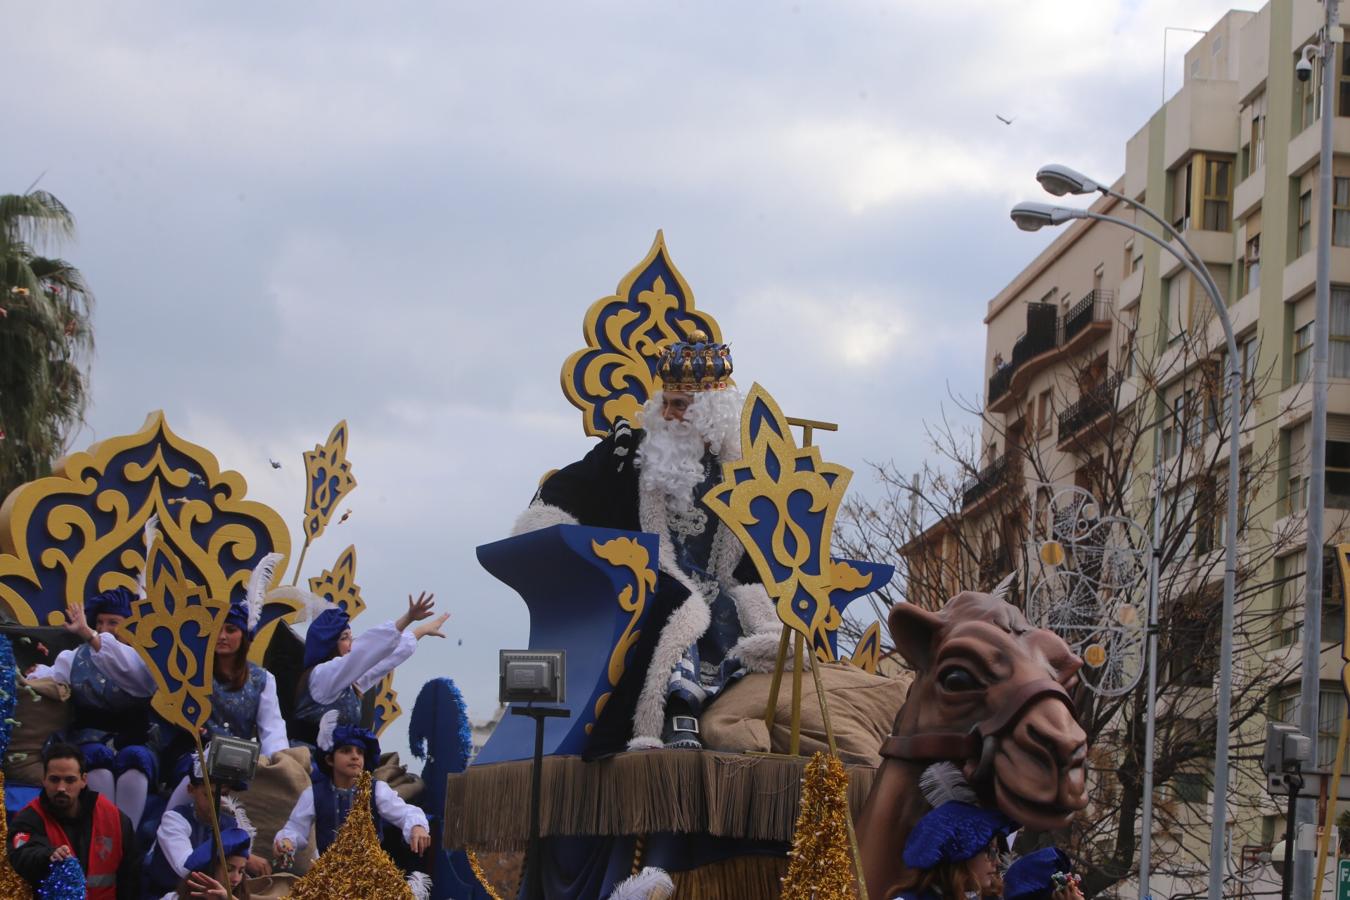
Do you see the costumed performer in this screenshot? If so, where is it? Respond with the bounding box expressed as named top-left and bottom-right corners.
top-left (514, 331), bottom-right (784, 752)
top-left (144, 748), bottom-right (269, 897)
top-left (884, 801), bottom-right (1014, 900)
top-left (25, 587), bottom-right (159, 826)
top-left (165, 827), bottom-right (253, 899)
top-left (6, 742), bottom-right (140, 899)
top-left (1003, 848), bottom-right (1083, 900)
top-left (291, 591), bottom-right (445, 747)
top-left (272, 709), bottom-right (430, 868)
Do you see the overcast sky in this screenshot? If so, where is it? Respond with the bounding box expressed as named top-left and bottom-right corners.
top-left (6, 0), bottom-right (1247, 761)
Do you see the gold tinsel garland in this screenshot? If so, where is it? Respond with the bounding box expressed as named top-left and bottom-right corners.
top-left (465, 849), bottom-right (506, 900)
top-left (288, 772), bottom-right (413, 900)
top-left (0, 773), bottom-right (34, 899)
top-left (780, 752), bottom-right (857, 900)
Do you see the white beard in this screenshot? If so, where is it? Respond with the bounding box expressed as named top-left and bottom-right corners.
top-left (637, 409), bottom-right (708, 516)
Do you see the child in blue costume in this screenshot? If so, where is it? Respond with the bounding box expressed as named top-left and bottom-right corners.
top-left (135, 555), bottom-right (291, 810)
top-left (273, 710), bottom-right (429, 867)
top-left (885, 801), bottom-right (1015, 900)
top-left (144, 749), bottom-right (268, 896)
top-left (27, 586), bottom-right (158, 827)
top-left (291, 592), bottom-right (445, 749)
top-left (1004, 848), bottom-right (1083, 900)
top-left (162, 826), bottom-right (252, 899)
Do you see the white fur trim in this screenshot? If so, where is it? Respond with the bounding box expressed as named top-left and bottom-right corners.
top-left (512, 502), bottom-right (580, 536)
top-left (727, 582), bottom-right (778, 635)
top-left (630, 584), bottom-right (712, 744)
top-left (607, 867), bottom-right (675, 900)
top-left (710, 522), bottom-right (743, 583)
top-left (626, 735), bottom-right (664, 751)
top-left (730, 630), bottom-right (803, 674)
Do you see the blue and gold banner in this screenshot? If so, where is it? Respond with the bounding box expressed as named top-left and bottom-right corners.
top-left (301, 421), bottom-right (357, 544)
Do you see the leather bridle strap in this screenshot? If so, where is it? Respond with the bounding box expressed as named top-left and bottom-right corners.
top-left (878, 678), bottom-right (1074, 765)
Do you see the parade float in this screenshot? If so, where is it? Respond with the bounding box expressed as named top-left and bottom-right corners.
top-left (0, 232), bottom-right (1090, 899)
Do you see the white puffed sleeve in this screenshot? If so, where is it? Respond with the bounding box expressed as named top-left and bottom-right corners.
top-left (155, 807), bottom-right (196, 878)
top-left (373, 779), bottom-right (429, 846)
top-left (90, 632), bottom-right (157, 696)
top-left (274, 787), bottom-right (315, 853)
top-left (25, 649), bottom-right (75, 685)
top-left (307, 621), bottom-right (415, 704)
top-left (255, 670), bottom-right (290, 756)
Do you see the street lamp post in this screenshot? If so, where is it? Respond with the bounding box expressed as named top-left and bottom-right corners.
top-left (1011, 188), bottom-right (1241, 900)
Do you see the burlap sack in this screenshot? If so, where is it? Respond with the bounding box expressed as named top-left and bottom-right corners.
top-left (699, 661), bottom-right (911, 767)
top-left (4, 677), bottom-right (71, 786)
top-left (374, 751), bottom-right (424, 805)
top-left (243, 873), bottom-right (300, 898)
top-left (238, 746), bottom-right (317, 874)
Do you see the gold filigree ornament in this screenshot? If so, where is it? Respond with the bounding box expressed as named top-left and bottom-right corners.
top-left (849, 621), bottom-right (883, 674)
top-left (561, 231), bottom-right (723, 436)
top-left (0, 410), bottom-right (289, 627)
top-left (308, 544), bottom-right (365, 619)
top-left (122, 533), bottom-right (231, 733)
top-left (289, 772), bottom-right (414, 900)
top-left (586, 536), bottom-right (656, 732)
top-left (370, 672), bottom-right (401, 738)
top-left (704, 384), bottom-right (852, 644)
top-left (301, 420), bottom-right (357, 546)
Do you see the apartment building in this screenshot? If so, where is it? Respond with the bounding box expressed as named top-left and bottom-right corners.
top-left (901, 3), bottom-right (1350, 896)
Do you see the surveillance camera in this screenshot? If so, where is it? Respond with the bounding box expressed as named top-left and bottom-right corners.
top-left (1297, 55), bottom-right (1314, 82)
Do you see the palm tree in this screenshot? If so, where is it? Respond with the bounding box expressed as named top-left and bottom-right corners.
top-left (0, 191), bottom-right (94, 500)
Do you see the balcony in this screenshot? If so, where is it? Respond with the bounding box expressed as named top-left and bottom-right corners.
top-left (988, 293), bottom-right (1115, 413)
top-left (1058, 374), bottom-right (1123, 446)
top-left (961, 455), bottom-right (1009, 510)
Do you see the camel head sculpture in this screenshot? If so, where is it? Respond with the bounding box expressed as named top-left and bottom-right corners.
top-left (856, 590), bottom-right (1089, 899)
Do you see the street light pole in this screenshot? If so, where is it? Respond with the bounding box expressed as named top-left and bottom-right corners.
top-left (1297, 7), bottom-right (1339, 898)
top-left (1012, 196), bottom-right (1241, 900)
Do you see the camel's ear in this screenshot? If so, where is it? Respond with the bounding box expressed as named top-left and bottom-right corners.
top-left (888, 602), bottom-right (943, 672)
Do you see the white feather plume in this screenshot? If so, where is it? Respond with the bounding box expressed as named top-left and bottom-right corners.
top-left (919, 762), bottom-right (979, 809)
top-left (317, 709), bottom-right (340, 753)
top-left (264, 585), bottom-right (336, 624)
top-left (220, 794), bottom-right (257, 846)
top-left (137, 514), bottom-right (160, 599)
top-left (406, 872), bottom-right (432, 900)
top-left (989, 570), bottom-right (1016, 605)
top-left (605, 868), bottom-right (674, 900)
top-left (244, 552), bottom-right (283, 632)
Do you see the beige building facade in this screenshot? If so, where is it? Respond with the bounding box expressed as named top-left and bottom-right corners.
top-left (903, 3), bottom-right (1350, 896)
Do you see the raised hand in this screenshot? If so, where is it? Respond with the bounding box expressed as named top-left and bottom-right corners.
top-left (62, 604), bottom-right (94, 643)
top-left (185, 871), bottom-right (229, 899)
top-left (413, 612), bottom-right (450, 641)
top-left (395, 592), bottom-right (435, 632)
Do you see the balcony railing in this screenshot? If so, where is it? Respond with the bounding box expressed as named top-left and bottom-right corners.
top-left (961, 454), bottom-right (1009, 509)
top-left (1058, 374), bottom-right (1123, 440)
top-left (1062, 289), bottom-right (1114, 343)
top-left (987, 292), bottom-right (1115, 407)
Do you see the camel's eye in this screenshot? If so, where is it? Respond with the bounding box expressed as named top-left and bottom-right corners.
top-left (938, 666), bottom-right (982, 693)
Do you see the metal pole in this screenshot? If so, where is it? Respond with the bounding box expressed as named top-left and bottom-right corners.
top-left (1060, 205), bottom-right (1240, 900)
top-left (1140, 426), bottom-right (1163, 899)
top-left (1299, 10), bottom-right (1339, 898)
top-left (512, 705), bottom-right (570, 900)
top-left (1286, 773), bottom-right (1305, 900)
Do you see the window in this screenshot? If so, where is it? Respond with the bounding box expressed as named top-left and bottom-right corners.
top-left (1295, 322), bottom-right (1313, 381)
top-left (1273, 682), bottom-right (1348, 767)
top-left (1298, 52), bottom-right (1321, 131)
top-left (1213, 450), bottom-right (1253, 547)
top-left (1336, 178), bottom-right (1350, 247)
top-left (1275, 551), bottom-right (1306, 647)
top-left (1036, 389), bottom-right (1052, 437)
top-left (1172, 772), bottom-right (1209, 803)
top-left (1290, 471), bottom-right (1309, 515)
top-left (1299, 190), bottom-right (1313, 256)
top-left (1245, 234), bottom-right (1261, 294)
top-left (1202, 158), bottom-right (1232, 231)
top-left (1341, 43), bottom-right (1350, 116)
top-left (1222, 333), bottom-right (1260, 410)
top-left (1166, 275), bottom-right (1191, 343)
top-left (1184, 389), bottom-right (1204, 448)
top-left (1122, 239), bottom-right (1133, 278)
top-left (1330, 440), bottom-right (1350, 508)
top-left (1164, 392), bottom-right (1185, 458)
top-left (1334, 287), bottom-right (1350, 376)
top-left (1252, 92), bottom-right (1267, 171)
top-left (1172, 161), bottom-right (1193, 232)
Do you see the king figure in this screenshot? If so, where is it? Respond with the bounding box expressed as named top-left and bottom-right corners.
top-left (514, 331), bottom-right (783, 753)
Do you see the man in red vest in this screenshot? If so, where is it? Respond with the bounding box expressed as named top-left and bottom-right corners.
top-left (8, 742), bottom-right (139, 899)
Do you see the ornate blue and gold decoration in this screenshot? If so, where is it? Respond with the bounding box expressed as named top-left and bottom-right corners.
top-left (561, 231), bottom-right (722, 436)
top-left (370, 675), bottom-right (401, 739)
top-left (301, 421), bottom-right (357, 545)
top-left (0, 411), bottom-right (290, 628)
top-left (473, 524), bottom-right (659, 763)
top-left (308, 544), bottom-right (365, 619)
top-left (703, 383), bottom-right (852, 647)
top-left (122, 533), bottom-right (230, 733)
top-left (588, 536), bottom-right (656, 732)
top-left (849, 622), bottom-right (883, 674)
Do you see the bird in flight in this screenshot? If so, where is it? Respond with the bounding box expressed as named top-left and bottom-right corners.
top-left (269, 458), bottom-right (282, 469)
top-left (995, 114), bottom-right (1015, 125)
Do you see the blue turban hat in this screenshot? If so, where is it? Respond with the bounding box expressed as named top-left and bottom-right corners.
top-left (1004, 847), bottom-right (1072, 900)
top-left (303, 607), bottom-right (351, 669)
top-left (329, 725), bottom-right (381, 771)
top-left (902, 801), bottom-right (1016, 870)
top-left (224, 599), bottom-right (250, 634)
top-left (183, 827), bottom-right (252, 874)
top-left (84, 587), bottom-right (133, 623)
